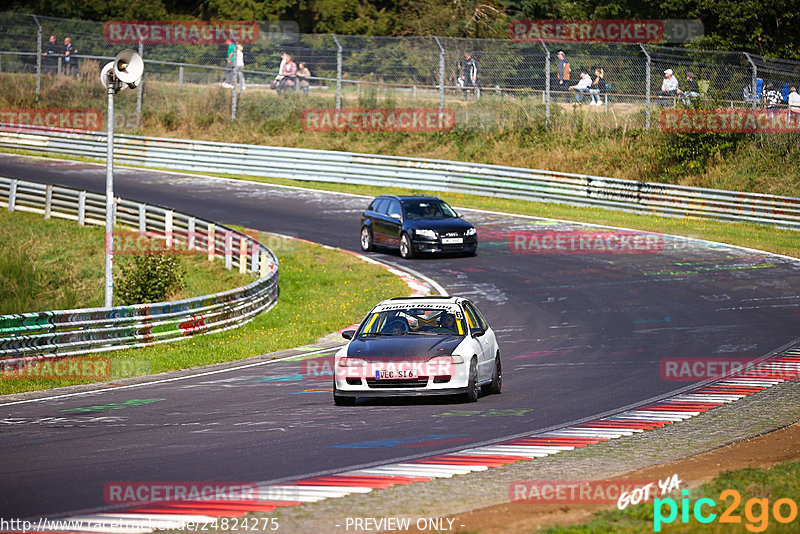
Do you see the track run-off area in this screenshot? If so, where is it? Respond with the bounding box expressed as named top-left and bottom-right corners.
top-left (1, 153), bottom-right (799, 528)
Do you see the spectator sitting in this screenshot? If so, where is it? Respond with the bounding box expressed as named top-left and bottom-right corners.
top-left (270, 51), bottom-right (288, 90)
top-left (763, 82), bottom-right (783, 110)
top-left (788, 87), bottom-right (800, 123)
top-left (658, 68), bottom-right (679, 106)
top-left (681, 71), bottom-right (700, 105)
top-left (588, 67), bottom-right (605, 106)
top-left (276, 54), bottom-right (297, 94)
top-left (297, 62), bottom-right (311, 95)
top-left (569, 70), bottom-right (592, 105)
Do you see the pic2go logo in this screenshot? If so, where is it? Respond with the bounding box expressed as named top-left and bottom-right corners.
top-left (654, 489), bottom-right (799, 532)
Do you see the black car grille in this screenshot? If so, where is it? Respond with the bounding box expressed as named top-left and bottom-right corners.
top-left (366, 378), bottom-right (429, 389)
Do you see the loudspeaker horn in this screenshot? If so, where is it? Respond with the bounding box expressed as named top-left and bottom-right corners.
top-left (113, 49), bottom-right (144, 86)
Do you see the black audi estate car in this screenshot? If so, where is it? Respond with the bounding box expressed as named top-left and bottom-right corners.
top-left (360, 195), bottom-right (478, 258)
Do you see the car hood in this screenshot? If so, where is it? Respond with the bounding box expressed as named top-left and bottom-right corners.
top-left (347, 335), bottom-right (464, 361)
top-left (404, 218), bottom-right (473, 233)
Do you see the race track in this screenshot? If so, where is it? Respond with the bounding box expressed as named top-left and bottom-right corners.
top-left (1, 154), bottom-right (799, 520)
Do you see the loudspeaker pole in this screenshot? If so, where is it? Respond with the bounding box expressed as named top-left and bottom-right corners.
top-left (104, 82), bottom-right (115, 307)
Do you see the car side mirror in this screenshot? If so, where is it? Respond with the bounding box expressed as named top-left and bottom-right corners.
top-left (341, 329), bottom-right (356, 340)
top-left (390, 213), bottom-right (402, 220)
top-left (471, 328), bottom-right (485, 338)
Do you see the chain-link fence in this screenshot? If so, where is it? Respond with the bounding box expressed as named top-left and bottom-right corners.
top-left (2, 12), bottom-right (800, 133)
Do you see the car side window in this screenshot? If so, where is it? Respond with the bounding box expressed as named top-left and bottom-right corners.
top-left (387, 200), bottom-right (402, 218)
top-left (462, 305), bottom-right (478, 330)
top-left (371, 198), bottom-right (389, 214)
top-left (464, 302), bottom-right (487, 330)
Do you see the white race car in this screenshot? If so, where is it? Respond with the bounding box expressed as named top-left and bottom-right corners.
top-left (333, 296), bottom-right (501, 405)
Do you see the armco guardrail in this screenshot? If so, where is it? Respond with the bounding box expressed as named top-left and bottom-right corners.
top-left (0, 176), bottom-right (279, 360)
top-left (1, 125), bottom-right (800, 230)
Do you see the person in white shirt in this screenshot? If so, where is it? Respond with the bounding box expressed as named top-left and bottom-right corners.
top-left (788, 87), bottom-right (800, 124)
top-left (569, 71), bottom-right (592, 105)
top-left (659, 68), bottom-right (680, 106)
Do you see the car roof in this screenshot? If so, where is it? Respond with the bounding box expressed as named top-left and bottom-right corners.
top-left (378, 296), bottom-right (465, 306)
top-left (374, 195), bottom-right (442, 202)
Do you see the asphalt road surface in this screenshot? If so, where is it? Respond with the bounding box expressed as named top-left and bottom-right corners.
top-left (1, 154), bottom-right (799, 519)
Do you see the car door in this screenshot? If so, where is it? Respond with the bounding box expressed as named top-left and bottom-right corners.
top-left (462, 301), bottom-right (493, 381)
top-left (369, 198), bottom-right (391, 246)
top-left (383, 199), bottom-right (403, 247)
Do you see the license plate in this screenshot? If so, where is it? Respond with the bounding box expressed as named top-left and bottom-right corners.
top-left (441, 237), bottom-right (463, 244)
top-left (376, 370), bottom-right (418, 380)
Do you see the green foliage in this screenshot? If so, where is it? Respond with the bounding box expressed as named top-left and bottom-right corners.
top-left (0, 246), bottom-right (40, 314)
top-left (114, 253), bottom-right (186, 305)
top-left (657, 132), bottom-right (743, 179)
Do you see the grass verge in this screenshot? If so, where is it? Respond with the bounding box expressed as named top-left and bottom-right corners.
top-left (541, 460), bottom-right (800, 533)
top-left (0, 231), bottom-right (409, 395)
top-left (0, 208), bottom-right (250, 314)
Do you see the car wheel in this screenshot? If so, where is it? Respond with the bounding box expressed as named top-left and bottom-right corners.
top-left (360, 226), bottom-right (374, 252)
top-left (462, 357), bottom-right (479, 403)
top-left (486, 353), bottom-right (502, 395)
top-left (400, 233), bottom-right (414, 259)
top-left (333, 386), bottom-right (356, 406)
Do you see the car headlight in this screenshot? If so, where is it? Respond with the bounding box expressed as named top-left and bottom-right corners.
top-left (449, 355), bottom-right (465, 364)
top-left (415, 229), bottom-right (437, 240)
top-left (465, 227), bottom-right (477, 236)
top-left (338, 357), bottom-right (368, 367)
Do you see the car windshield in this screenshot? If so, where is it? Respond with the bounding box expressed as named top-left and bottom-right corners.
top-left (403, 200), bottom-right (458, 220)
top-left (359, 306), bottom-right (465, 336)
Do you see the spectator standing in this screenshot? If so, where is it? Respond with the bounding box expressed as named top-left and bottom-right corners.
top-left (681, 71), bottom-right (700, 105)
top-left (658, 68), bottom-right (679, 106)
top-left (569, 70), bottom-right (592, 105)
top-left (221, 38), bottom-right (235, 88)
top-left (588, 67), bottom-right (605, 106)
top-left (788, 87), bottom-right (800, 123)
top-left (557, 50), bottom-right (571, 102)
top-left (459, 52), bottom-right (479, 101)
top-left (43, 35), bottom-right (59, 74)
top-left (233, 43), bottom-right (245, 90)
top-left (297, 62), bottom-right (311, 95)
top-left (63, 37), bottom-right (76, 77)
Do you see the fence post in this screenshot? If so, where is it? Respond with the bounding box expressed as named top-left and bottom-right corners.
top-left (32, 15), bottom-right (42, 99)
top-left (178, 65), bottom-right (184, 89)
top-left (540, 39), bottom-right (550, 128)
top-left (260, 250), bottom-right (268, 278)
top-left (8, 179), bottom-right (17, 211)
top-left (640, 44), bottom-right (651, 130)
top-left (165, 209), bottom-right (173, 248)
top-left (207, 223), bottom-right (215, 261)
top-left (78, 190), bottom-right (86, 225)
top-left (57, 56), bottom-right (61, 76)
top-left (239, 236), bottom-right (247, 274)
top-left (744, 53), bottom-right (758, 109)
top-left (434, 36), bottom-right (445, 111)
top-left (224, 232), bottom-right (233, 269)
top-left (137, 41), bottom-right (144, 118)
top-left (231, 75), bottom-right (238, 120)
top-left (331, 34), bottom-right (342, 110)
top-left (251, 242), bottom-right (259, 272)
top-left (138, 204), bottom-right (146, 233)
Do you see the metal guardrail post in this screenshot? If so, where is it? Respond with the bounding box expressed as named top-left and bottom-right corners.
top-left (78, 190), bottom-right (86, 225)
top-left (540, 39), bottom-right (550, 128)
top-left (744, 53), bottom-right (758, 109)
top-left (8, 179), bottom-right (17, 211)
top-left (188, 217), bottom-right (195, 249)
top-left (57, 56), bottom-right (61, 76)
top-left (178, 65), bottom-right (184, 89)
top-left (434, 36), bottom-right (445, 111)
top-left (136, 41), bottom-right (144, 118)
top-left (640, 44), bottom-right (651, 130)
top-left (44, 184), bottom-right (52, 219)
top-left (331, 34), bottom-right (342, 110)
top-left (32, 15), bottom-right (41, 99)
top-left (224, 231), bottom-right (233, 269)
top-left (138, 204), bottom-right (146, 233)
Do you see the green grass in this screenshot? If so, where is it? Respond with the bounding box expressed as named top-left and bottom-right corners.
top-left (541, 461), bottom-right (800, 533)
top-left (0, 230), bottom-right (409, 395)
top-left (0, 209), bottom-right (252, 314)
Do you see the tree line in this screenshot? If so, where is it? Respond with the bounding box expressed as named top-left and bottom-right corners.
top-left (6, 0), bottom-right (800, 59)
